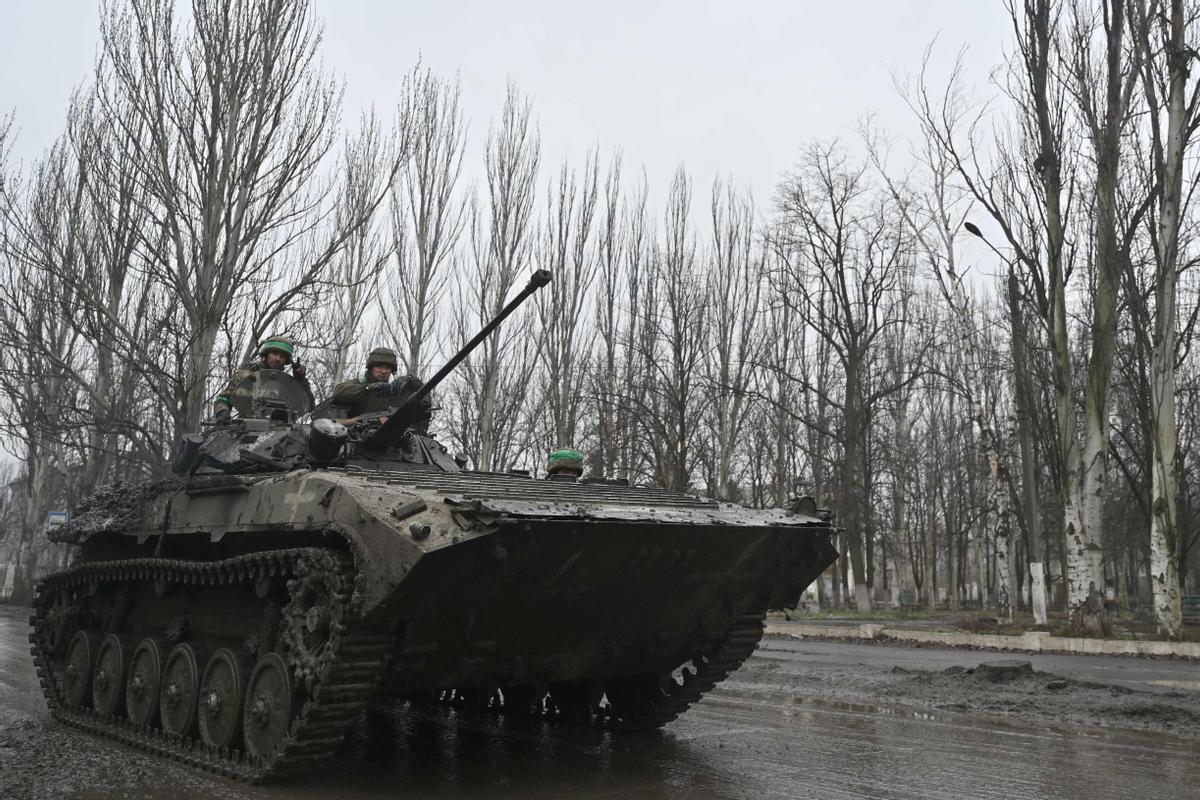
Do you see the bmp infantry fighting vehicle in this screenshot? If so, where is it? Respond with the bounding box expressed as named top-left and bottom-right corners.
top-left (30, 270), bottom-right (838, 782)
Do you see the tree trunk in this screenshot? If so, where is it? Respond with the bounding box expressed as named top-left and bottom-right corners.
top-left (1144, 0), bottom-right (1188, 639)
top-left (1008, 270), bottom-right (1047, 623)
top-left (182, 321), bottom-right (221, 448)
top-left (948, 531), bottom-right (960, 611)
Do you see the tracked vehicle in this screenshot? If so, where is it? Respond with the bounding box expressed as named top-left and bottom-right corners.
top-left (30, 270), bottom-right (838, 782)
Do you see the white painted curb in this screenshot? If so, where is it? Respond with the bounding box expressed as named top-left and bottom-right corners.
top-left (764, 623), bottom-right (1200, 660)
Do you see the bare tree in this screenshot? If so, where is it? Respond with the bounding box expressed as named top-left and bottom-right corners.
top-left (299, 114), bottom-right (396, 391)
top-left (0, 135), bottom-right (79, 593)
top-left (448, 83), bottom-right (541, 471)
top-left (383, 65), bottom-right (467, 377)
top-left (1064, 0), bottom-right (1145, 618)
top-left (61, 90), bottom-right (166, 485)
top-left (774, 142), bottom-right (922, 612)
top-left (605, 171), bottom-right (653, 483)
top-left (535, 151), bottom-right (600, 450)
top-left (634, 167), bottom-right (707, 491)
top-left (909, 3), bottom-right (1111, 623)
top-left (867, 121), bottom-right (1017, 620)
top-left (702, 178), bottom-right (764, 500)
top-left (591, 155), bottom-right (627, 478)
top-left (97, 0), bottom-right (375, 446)
top-left (1131, 0), bottom-right (1200, 637)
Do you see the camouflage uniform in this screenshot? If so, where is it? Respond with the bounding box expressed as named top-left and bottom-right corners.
top-left (329, 347), bottom-right (431, 429)
top-left (213, 361), bottom-right (263, 418)
top-left (329, 374), bottom-right (429, 421)
top-left (212, 336), bottom-right (313, 420)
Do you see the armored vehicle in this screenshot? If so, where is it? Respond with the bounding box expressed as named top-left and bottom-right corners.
top-left (30, 270), bottom-right (838, 782)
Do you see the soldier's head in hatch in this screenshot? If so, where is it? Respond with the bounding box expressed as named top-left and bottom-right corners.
top-left (365, 347), bottom-right (399, 382)
top-left (259, 336), bottom-right (296, 370)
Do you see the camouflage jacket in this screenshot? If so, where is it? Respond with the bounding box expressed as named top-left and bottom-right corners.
top-left (329, 373), bottom-right (430, 427)
top-left (212, 360), bottom-right (314, 417)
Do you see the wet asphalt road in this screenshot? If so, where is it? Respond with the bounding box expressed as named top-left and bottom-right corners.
top-left (757, 635), bottom-right (1200, 693)
top-left (3, 605), bottom-right (1198, 800)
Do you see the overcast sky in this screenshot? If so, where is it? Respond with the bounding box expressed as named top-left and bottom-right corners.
top-left (3, 1), bottom-right (1014, 207)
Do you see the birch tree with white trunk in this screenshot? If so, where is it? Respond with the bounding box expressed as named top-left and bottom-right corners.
top-left (1132, 0), bottom-right (1199, 638)
top-left (1064, 0), bottom-right (1145, 620)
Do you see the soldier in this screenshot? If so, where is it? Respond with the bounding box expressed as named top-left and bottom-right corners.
top-left (546, 448), bottom-right (584, 480)
top-left (212, 335), bottom-right (313, 423)
top-left (329, 347), bottom-right (432, 428)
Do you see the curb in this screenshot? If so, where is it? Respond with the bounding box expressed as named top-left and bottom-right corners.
top-left (765, 622), bottom-right (1200, 660)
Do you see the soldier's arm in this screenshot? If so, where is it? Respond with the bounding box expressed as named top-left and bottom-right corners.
top-left (327, 379), bottom-right (373, 424)
top-left (329, 379), bottom-right (368, 406)
top-left (212, 368), bottom-right (250, 416)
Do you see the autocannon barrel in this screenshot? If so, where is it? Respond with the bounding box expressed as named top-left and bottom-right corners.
top-left (411, 269), bottom-right (550, 406)
top-left (366, 269), bottom-right (551, 448)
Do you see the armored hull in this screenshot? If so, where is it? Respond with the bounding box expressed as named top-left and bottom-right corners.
top-left (30, 463), bottom-right (836, 781)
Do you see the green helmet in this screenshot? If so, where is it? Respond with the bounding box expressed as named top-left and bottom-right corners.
top-left (547, 448), bottom-right (584, 475)
top-left (366, 347), bottom-right (399, 371)
top-left (259, 335), bottom-right (295, 364)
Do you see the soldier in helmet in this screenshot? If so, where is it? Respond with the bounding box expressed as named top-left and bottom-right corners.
top-left (546, 448), bottom-right (584, 480)
top-left (329, 347), bottom-right (432, 429)
top-left (212, 335), bottom-right (313, 423)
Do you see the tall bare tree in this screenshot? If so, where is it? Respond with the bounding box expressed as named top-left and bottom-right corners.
top-left (775, 142), bottom-right (921, 611)
top-left (1065, 0), bottom-right (1144, 615)
top-left (702, 178), bottom-right (764, 500)
top-left (867, 123), bottom-right (1017, 621)
top-left (535, 151), bottom-right (600, 449)
top-left (909, 3), bottom-right (1105, 621)
top-left (592, 155), bottom-right (627, 478)
top-left (1131, 0), bottom-right (1200, 637)
top-left (97, 0), bottom-right (374, 446)
top-left (303, 115), bottom-right (396, 390)
top-left (449, 83), bottom-right (541, 471)
top-left (605, 171), bottom-right (653, 483)
top-left (384, 65), bottom-right (467, 377)
top-left (634, 167), bottom-right (707, 491)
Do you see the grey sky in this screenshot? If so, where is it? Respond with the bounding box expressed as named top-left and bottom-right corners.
top-left (4, 1), bottom-right (1013, 206)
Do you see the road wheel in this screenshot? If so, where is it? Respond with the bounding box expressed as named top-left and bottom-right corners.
top-left (91, 634), bottom-right (132, 717)
top-left (242, 652), bottom-right (294, 761)
top-left (160, 643), bottom-right (202, 736)
top-left (125, 638), bottom-right (165, 726)
top-left (198, 648), bottom-right (247, 750)
top-left (62, 630), bottom-right (100, 708)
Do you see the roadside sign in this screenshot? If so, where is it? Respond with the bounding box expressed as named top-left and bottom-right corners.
top-left (46, 511), bottom-right (69, 531)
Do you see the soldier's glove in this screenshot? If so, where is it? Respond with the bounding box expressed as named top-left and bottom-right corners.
top-left (291, 362), bottom-right (307, 380)
top-left (400, 374), bottom-right (424, 392)
top-left (380, 379), bottom-right (410, 397)
top-left (213, 408), bottom-right (231, 425)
